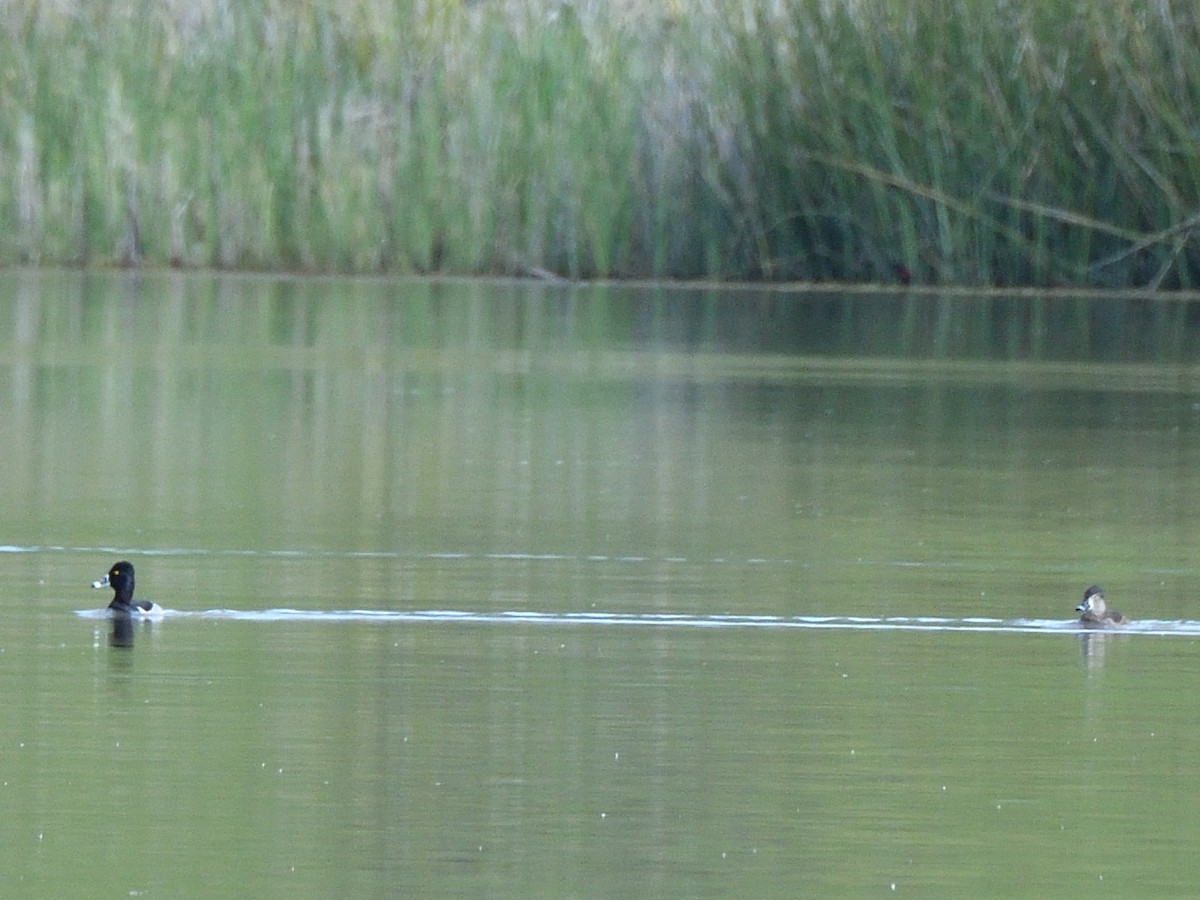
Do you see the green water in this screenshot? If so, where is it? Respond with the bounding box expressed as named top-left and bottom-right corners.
top-left (1, 272), bottom-right (1200, 896)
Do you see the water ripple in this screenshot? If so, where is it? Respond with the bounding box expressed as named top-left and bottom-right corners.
top-left (72, 608), bottom-right (1200, 635)
top-left (20, 542), bottom-right (1200, 581)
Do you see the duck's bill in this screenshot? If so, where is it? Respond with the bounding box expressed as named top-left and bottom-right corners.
top-left (92, 575), bottom-right (110, 589)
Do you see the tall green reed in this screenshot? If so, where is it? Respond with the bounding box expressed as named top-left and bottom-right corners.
top-left (720, 0), bottom-right (1200, 286)
top-left (1, 0), bottom-right (1198, 286)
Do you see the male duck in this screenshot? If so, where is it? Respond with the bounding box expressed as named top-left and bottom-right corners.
top-left (1076, 585), bottom-right (1129, 627)
top-left (92, 561), bottom-right (164, 617)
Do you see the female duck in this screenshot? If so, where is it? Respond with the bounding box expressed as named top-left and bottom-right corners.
top-left (1076, 585), bottom-right (1129, 627)
top-left (92, 561), bottom-right (164, 617)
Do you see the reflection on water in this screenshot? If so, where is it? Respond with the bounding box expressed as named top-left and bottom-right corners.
top-left (1078, 629), bottom-right (1128, 672)
top-left (107, 613), bottom-right (135, 648)
top-left (3, 272), bottom-right (1200, 894)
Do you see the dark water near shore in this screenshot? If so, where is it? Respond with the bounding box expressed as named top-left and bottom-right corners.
top-left (2, 271), bottom-right (1200, 895)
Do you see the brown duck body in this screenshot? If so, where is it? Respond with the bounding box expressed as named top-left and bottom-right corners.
top-left (1076, 585), bottom-right (1130, 627)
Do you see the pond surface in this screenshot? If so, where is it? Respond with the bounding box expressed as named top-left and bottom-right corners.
top-left (2, 271), bottom-right (1200, 895)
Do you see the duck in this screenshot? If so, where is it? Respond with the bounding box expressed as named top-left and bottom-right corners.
top-left (92, 561), bottom-right (164, 617)
top-left (1076, 585), bottom-right (1129, 627)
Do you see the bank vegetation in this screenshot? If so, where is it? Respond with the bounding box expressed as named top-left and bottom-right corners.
top-left (1, 0), bottom-right (1198, 287)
